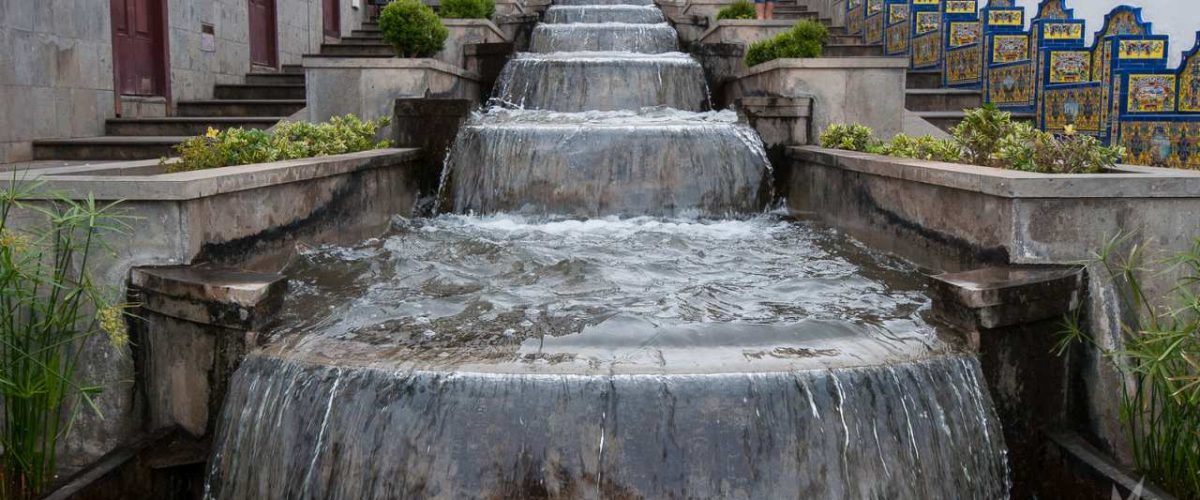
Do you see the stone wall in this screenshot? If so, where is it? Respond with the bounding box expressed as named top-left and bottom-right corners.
top-left (0, 0), bottom-right (116, 163)
top-left (0, 0), bottom-right (366, 164)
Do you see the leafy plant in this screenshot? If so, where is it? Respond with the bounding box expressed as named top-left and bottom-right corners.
top-left (819, 123), bottom-right (876, 152)
top-left (0, 181), bottom-right (132, 499)
top-left (997, 123), bottom-right (1125, 174)
top-left (379, 0), bottom-right (448, 58)
top-left (716, 0), bottom-right (756, 20)
top-left (880, 133), bottom-right (964, 163)
top-left (951, 104), bottom-right (1019, 168)
top-left (745, 20), bottom-right (829, 66)
top-left (1058, 235), bottom-right (1200, 499)
top-left (167, 115), bottom-right (392, 173)
top-left (439, 0), bottom-right (495, 19)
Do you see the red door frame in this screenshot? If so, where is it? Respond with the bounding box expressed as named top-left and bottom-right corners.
top-left (248, 0), bottom-right (280, 68)
top-left (323, 0), bottom-right (340, 38)
top-left (109, 0), bottom-right (171, 116)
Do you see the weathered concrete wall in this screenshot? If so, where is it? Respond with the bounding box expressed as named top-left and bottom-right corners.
top-left (0, 0), bottom-right (116, 163)
top-left (2, 148), bottom-right (425, 472)
top-left (305, 57), bottom-right (481, 138)
top-left (785, 145), bottom-right (1200, 463)
top-left (724, 58), bottom-right (909, 140)
top-left (0, 0), bottom-right (364, 163)
top-left (438, 20), bottom-right (509, 69)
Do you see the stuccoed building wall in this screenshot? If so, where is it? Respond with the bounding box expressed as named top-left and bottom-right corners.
top-left (0, 0), bottom-right (117, 163)
top-left (0, 0), bottom-right (369, 164)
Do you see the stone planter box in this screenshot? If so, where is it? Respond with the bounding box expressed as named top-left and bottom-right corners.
top-left (786, 145), bottom-right (1200, 498)
top-left (440, 19), bottom-right (510, 68)
top-left (724, 58), bottom-right (908, 140)
top-left (2, 148), bottom-right (424, 470)
top-left (698, 19), bottom-right (796, 45)
top-left (304, 56), bottom-right (481, 137)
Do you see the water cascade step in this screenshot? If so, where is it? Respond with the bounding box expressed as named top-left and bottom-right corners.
top-left (530, 23), bottom-right (679, 53)
top-left (493, 52), bottom-right (710, 111)
top-left (542, 5), bottom-right (667, 24)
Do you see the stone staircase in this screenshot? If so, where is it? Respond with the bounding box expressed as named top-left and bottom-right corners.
top-left (904, 69), bottom-right (1034, 131)
top-left (320, 22), bottom-right (395, 57)
top-left (33, 66), bottom-right (307, 161)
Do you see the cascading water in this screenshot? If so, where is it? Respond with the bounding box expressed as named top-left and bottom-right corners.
top-left (204, 0), bottom-right (1011, 497)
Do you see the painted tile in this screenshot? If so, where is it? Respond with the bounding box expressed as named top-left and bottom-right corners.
top-left (1049, 51), bottom-right (1090, 83)
top-left (1126, 74), bottom-right (1176, 113)
top-left (1044, 86), bottom-right (1104, 133)
top-left (1042, 23), bottom-right (1082, 41)
top-left (889, 4), bottom-right (909, 24)
top-left (950, 22), bottom-right (981, 48)
top-left (988, 10), bottom-right (1023, 27)
top-left (989, 63), bottom-right (1034, 106)
top-left (948, 45), bottom-right (983, 84)
top-left (1181, 53), bottom-right (1200, 112)
top-left (1120, 121), bottom-right (1200, 168)
top-left (914, 33), bottom-right (942, 67)
top-left (912, 0), bottom-right (939, 5)
top-left (916, 12), bottom-right (940, 35)
top-left (1036, 0), bottom-right (1069, 20)
top-left (887, 23), bottom-right (910, 54)
top-left (945, 1), bottom-right (976, 14)
top-left (992, 35), bottom-right (1029, 64)
top-left (867, 0), bottom-right (884, 16)
top-left (1118, 40), bottom-right (1165, 60)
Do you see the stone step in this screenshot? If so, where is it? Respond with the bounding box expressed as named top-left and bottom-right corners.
top-left (214, 83), bottom-right (306, 100)
top-left (282, 64), bottom-right (304, 74)
top-left (828, 34), bottom-right (861, 45)
top-left (321, 43), bottom-right (395, 57)
top-left (32, 136), bottom-right (189, 161)
top-left (905, 89), bottom-right (982, 112)
top-left (906, 70), bottom-right (942, 89)
top-left (176, 99), bottom-right (307, 117)
top-left (773, 11), bottom-right (820, 21)
top-left (105, 117), bottom-right (285, 136)
top-left (341, 34), bottom-right (384, 43)
top-left (917, 111), bottom-right (1035, 133)
top-left (245, 72), bottom-right (305, 85)
top-left (823, 43), bottom-right (883, 57)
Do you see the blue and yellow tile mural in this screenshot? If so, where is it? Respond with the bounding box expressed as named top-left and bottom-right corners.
top-left (839, 0), bottom-right (1200, 168)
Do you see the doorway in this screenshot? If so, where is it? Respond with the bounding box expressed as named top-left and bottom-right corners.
top-left (248, 0), bottom-right (279, 67)
top-left (323, 0), bottom-right (340, 38)
top-left (110, 0), bottom-right (168, 97)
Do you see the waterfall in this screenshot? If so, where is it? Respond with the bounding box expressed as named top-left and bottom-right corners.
top-left (491, 52), bottom-right (710, 112)
top-left (530, 23), bottom-right (679, 53)
top-left (543, 5), bottom-right (667, 24)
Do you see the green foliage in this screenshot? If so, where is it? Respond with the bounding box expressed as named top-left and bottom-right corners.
top-left (819, 123), bottom-right (876, 151)
top-left (716, 0), bottom-right (756, 20)
top-left (167, 115), bottom-right (392, 173)
top-left (379, 0), bottom-right (448, 57)
top-left (0, 181), bottom-right (132, 499)
top-left (1057, 235), bottom-right (1200, 499)
top-left (951, 104), bottom-right (1019, 168)
top-left (744, 20), bottom-right (829, 66)
top-left (997, 122), bottom-right (1125, 174)
top-left (821, 106), bottom-right (1128, 174)
top-left (879, 133), bottom-right (964, 163)
top-left (439, 0), bottom-right (495, 19)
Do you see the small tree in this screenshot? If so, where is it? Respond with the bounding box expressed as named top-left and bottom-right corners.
top-left (379, 0), bottom-right (448, 58)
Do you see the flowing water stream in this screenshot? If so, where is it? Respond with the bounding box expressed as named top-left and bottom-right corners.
top-left (203, 0), bottom-right (1011, 498)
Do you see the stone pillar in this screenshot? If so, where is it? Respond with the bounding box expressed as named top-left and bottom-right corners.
top-left (130, 266), bottom-right (287, 439)
top-left (928, 265), bottom-right (1085, 498)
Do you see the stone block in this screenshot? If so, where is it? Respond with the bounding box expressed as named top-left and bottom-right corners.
top-left (734, 95), bottom-right (812, 147)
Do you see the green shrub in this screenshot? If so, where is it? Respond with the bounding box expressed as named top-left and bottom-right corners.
top-left (379, 0), bottom-right (448, 57)
top-left (439, 0), bottom-right (495, 19)
top-left (880, 133), bottom-right (964, 163)
top-left (744, 20), bottom-right (828, 66)
top-left (951, 104), bottom-right (1020, 167)
top-left (819, 123), bottom-right (876, 151)
top-left (716, 0), bottom-right (756, 20)
top-left (997, 122), bottom-right (1124, 174)
top-left (1, 182), bottom-right (132, 499)
top-left (167, 115), bottom-right (392, 173)
top-left (1058, 235), bottom-right (1200, 498)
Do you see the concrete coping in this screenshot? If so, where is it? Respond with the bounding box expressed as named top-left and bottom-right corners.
top-left (442, 18), bottom-right (510, 41)
top-left (698, 19), bottom-right (798, 43)
top-left (929, 265), bottom-right (1085, 330)
top-left (790, 145), bottom-right (1200, 199)
top-left (681, 0), bottom-right (737, 15)
top-left (131, 265), bottom-right (286, 308)
top-left (301, 56), bottom-right (482, 81)
top-left (1, 148), bottom-right (421, 201)
top-left (737, 57), bottom-right (911, 78)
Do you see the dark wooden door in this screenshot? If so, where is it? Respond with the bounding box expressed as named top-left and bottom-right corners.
top-left (323, 0), bottom-right (340, 38)
top-left (248, 0), bottom-right (278, 67)
top-left (110, 0), bottom-right (166, 96)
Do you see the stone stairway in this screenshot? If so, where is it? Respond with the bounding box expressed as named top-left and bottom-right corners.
top-left (904, 69), bottom-right (1034, 131)
top-left (33, 65), bottom-right (307, 161)
top-left (319, 22), bottom-right (394, 57)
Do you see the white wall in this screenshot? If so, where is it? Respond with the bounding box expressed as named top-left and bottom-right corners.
top-left (1011, 0), bottom-right (1200, 67)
